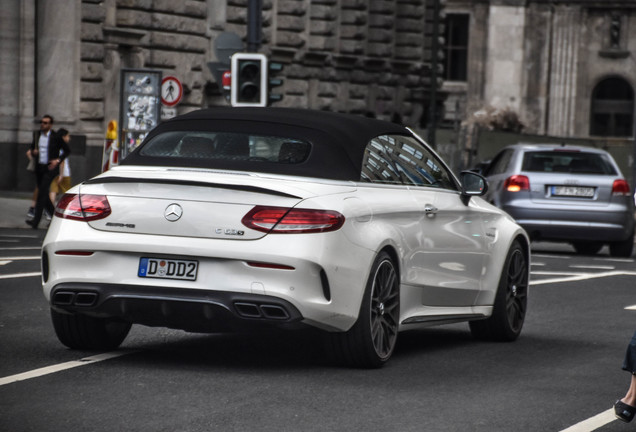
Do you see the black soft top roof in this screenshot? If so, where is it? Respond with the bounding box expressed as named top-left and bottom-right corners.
top-left (122, 107), bottom-right (411, 180)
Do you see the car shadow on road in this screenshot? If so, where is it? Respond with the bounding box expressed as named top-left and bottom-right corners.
top-left (120, 327), bottom-right (332, 370)
top-left (115, 324), bottom-right (487, 371)
top-left (110, 319), bottom-right (595, 373)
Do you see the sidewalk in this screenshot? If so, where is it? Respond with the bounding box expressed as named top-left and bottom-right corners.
top-left (0, 192), bottom-right (34, 229)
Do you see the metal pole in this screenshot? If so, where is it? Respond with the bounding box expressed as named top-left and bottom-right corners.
top-left (632, 98), bottom-right (636, 194)
top-left (247, 0), bottom-right (262, 53)
top-left (427, 0), bottom-right (441, 148)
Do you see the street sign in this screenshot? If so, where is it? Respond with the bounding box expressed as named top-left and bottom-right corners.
top-left (161, 76), bottom-right (183, 107)
top-left (161, 106), bottom-right (177, 120)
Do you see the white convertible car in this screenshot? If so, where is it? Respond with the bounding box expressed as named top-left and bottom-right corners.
top-left (42, 107), bottom-right (529, 368)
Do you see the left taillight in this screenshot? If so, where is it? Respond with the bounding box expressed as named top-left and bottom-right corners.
top-left (241, 206), bottom-right (345, 234)
top-left (504, 175), bottom-right (530, 192)
top-left (55, 194), bottom-right (112, 221)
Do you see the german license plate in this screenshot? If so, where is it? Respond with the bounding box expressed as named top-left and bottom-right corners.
top-left (138, 257), bottom-right (198, 281)
top-left (551, 186), bottom-right (594, 197)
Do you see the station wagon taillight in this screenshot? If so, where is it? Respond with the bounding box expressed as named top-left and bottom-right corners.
top-left (504, 175), bottom-right (530, 192)
top-left (55, 194), bottom-right (112, 221)
top-left (612, 179), bottom-right (631, 196)
top-left (242, 206), bottom-right (345, 234)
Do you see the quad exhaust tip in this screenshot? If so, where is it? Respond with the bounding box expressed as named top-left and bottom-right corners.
top-left (53, 291), bottom-right (98, 307)
top-left (234, 302), bottom-right (290, 320)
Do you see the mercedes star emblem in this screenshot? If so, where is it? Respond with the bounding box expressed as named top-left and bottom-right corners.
top-left (164, 203), bottom-right (183, 222)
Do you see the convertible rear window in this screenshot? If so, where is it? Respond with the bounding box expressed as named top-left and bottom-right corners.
top-left (522, 151), bottom-right (617, 175)
top-left (139, 131), bottom-right (311, 164)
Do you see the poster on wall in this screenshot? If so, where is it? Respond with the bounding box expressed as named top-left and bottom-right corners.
top-left (119, 69), bottom-right (162, 159)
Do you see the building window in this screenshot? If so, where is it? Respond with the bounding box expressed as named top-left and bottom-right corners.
top-left (590, 77), bottom-right (634, 137)
top-left (443, 14), bottom-right (469, 81)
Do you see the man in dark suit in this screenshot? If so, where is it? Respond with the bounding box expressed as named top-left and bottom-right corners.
top-left (26, 115), bottom-right (71, 229)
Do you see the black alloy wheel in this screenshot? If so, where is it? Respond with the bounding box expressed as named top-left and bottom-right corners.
top-left (503, 245), bottom-right (528, 335)
top-left (329, 251), bottom-right (400, 368)
top-left (369, 256), bottom-right (400, 360)
top-left (470, 240), bottom-right (528, 341)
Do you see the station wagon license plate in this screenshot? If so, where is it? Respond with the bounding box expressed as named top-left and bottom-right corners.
top-left (551, 186), bottom-right (594, 197)
top-left (138, 257), bottom-right (198, 281)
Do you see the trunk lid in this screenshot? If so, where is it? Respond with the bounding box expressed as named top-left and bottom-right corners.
top-left (78, 166), bottom-right (355, 239)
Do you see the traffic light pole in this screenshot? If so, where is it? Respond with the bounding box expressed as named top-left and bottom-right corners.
top-left (247, 0), bottom-right (262, 53)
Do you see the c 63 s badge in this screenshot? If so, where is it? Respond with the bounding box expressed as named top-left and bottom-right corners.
top-left (216, 228), bottom-right (245, 236)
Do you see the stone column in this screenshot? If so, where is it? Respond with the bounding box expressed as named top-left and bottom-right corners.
top-left (0, 0), bottom-right (38, 189)
top-left (0, 0), bottom-right (22, 131)
top-left (484, 4), bottom-right (526, 112)
top-left (36, 0), bottom-right (80, 124)
top-left (546, 6), bottom-right (580, 137)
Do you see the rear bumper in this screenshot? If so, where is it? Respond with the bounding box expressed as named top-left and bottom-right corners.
top-left (50, 283), bottom-right (305, 333)
top-left (42, 219), bottom-right (376, 333)
top-left (503, 206), bottom-right (634, 242)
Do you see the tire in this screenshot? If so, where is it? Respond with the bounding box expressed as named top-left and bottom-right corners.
top-left (51, 308), bottom-right (131, 350)
top-left (470, 240), bottom-right (528, 341)
top-left (610, 234), bottom-right (634, 258)
top-left (573, 241), bottom-right (603, 255)
top-left (329, 251), bottom-right (400, 368)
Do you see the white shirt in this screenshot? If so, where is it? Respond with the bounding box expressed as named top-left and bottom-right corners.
top-left (38, 131), bottom-right (50, 164)
top-left (60, 150), bottom-right (71, 177)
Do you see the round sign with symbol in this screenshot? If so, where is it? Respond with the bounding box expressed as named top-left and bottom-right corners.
top-left (161, 76), bottom-right (183, 107)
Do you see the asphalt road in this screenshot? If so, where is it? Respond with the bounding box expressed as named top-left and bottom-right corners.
top-left (2, 228), bottom-right (636, 431)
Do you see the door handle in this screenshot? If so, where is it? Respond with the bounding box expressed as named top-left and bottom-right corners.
top-left (424, 204), bottom-right (438, 217)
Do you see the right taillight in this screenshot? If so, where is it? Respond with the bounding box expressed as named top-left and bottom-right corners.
top-left (55, 194), bottom-right (112, 221)
top-left (242, 206), bottom-right (345, 234)
top-left (504, 175), bottom-right (530, 192)
top-left (612, 179), bottom-right (631, 196)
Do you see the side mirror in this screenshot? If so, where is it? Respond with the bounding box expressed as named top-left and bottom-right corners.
top-left (459, 171), bottom-right (488, 203)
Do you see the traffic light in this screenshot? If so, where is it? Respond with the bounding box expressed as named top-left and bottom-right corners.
top-left (268, 61), bottom-right (284, 105)
top-left (231, 53), bottom-right (268, 107)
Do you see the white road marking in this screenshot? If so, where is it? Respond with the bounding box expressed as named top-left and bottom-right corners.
top-left (0, 272), bottom-right (41, 280)
top-left (0, 255), bottom-right (40, 269)
top-left (558, 408), bottom-right (615, 432)
top-left (569, 265), bottom-right (615, 270)
top-left (0, 246), bottom-right (41, 250)
top-left (595, 258), bottom-right (634, 264)
top-left (0, 351), bottom-right (138, 387)
top-left (0, 234), bottom-right (39, 239)
top-left (533, 271), bottom-right (586, 276)
top-left (0, 256), bottom-right (40, 261)
top-left (530, 270), bottom-right (636, 286)
top-left (532, 254), bottom-right (571, 259)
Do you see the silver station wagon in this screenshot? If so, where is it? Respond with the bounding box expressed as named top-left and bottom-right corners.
top-left (482, 143), bottom-right (634, 257)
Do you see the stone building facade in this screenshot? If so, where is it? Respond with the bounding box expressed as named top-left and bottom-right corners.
top-left (0, 0), bottom-right (442, 191)
top-left (442, 0), bottom-right (636, 140)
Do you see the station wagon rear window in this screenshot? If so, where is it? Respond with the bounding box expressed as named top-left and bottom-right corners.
top-left (139, 131), bottom-right (311, 164)
top-left (522, 151), bottom-right (617, 175)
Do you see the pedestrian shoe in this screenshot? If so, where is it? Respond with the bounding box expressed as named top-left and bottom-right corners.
top-left (25, 219), bottom-right (38, 230)
top-left (45, 210), bottom-right (52, 221)
top-left (614, 400), bottom-right (636, 423)
top-left (26, 207), bottom-right (34, 218)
